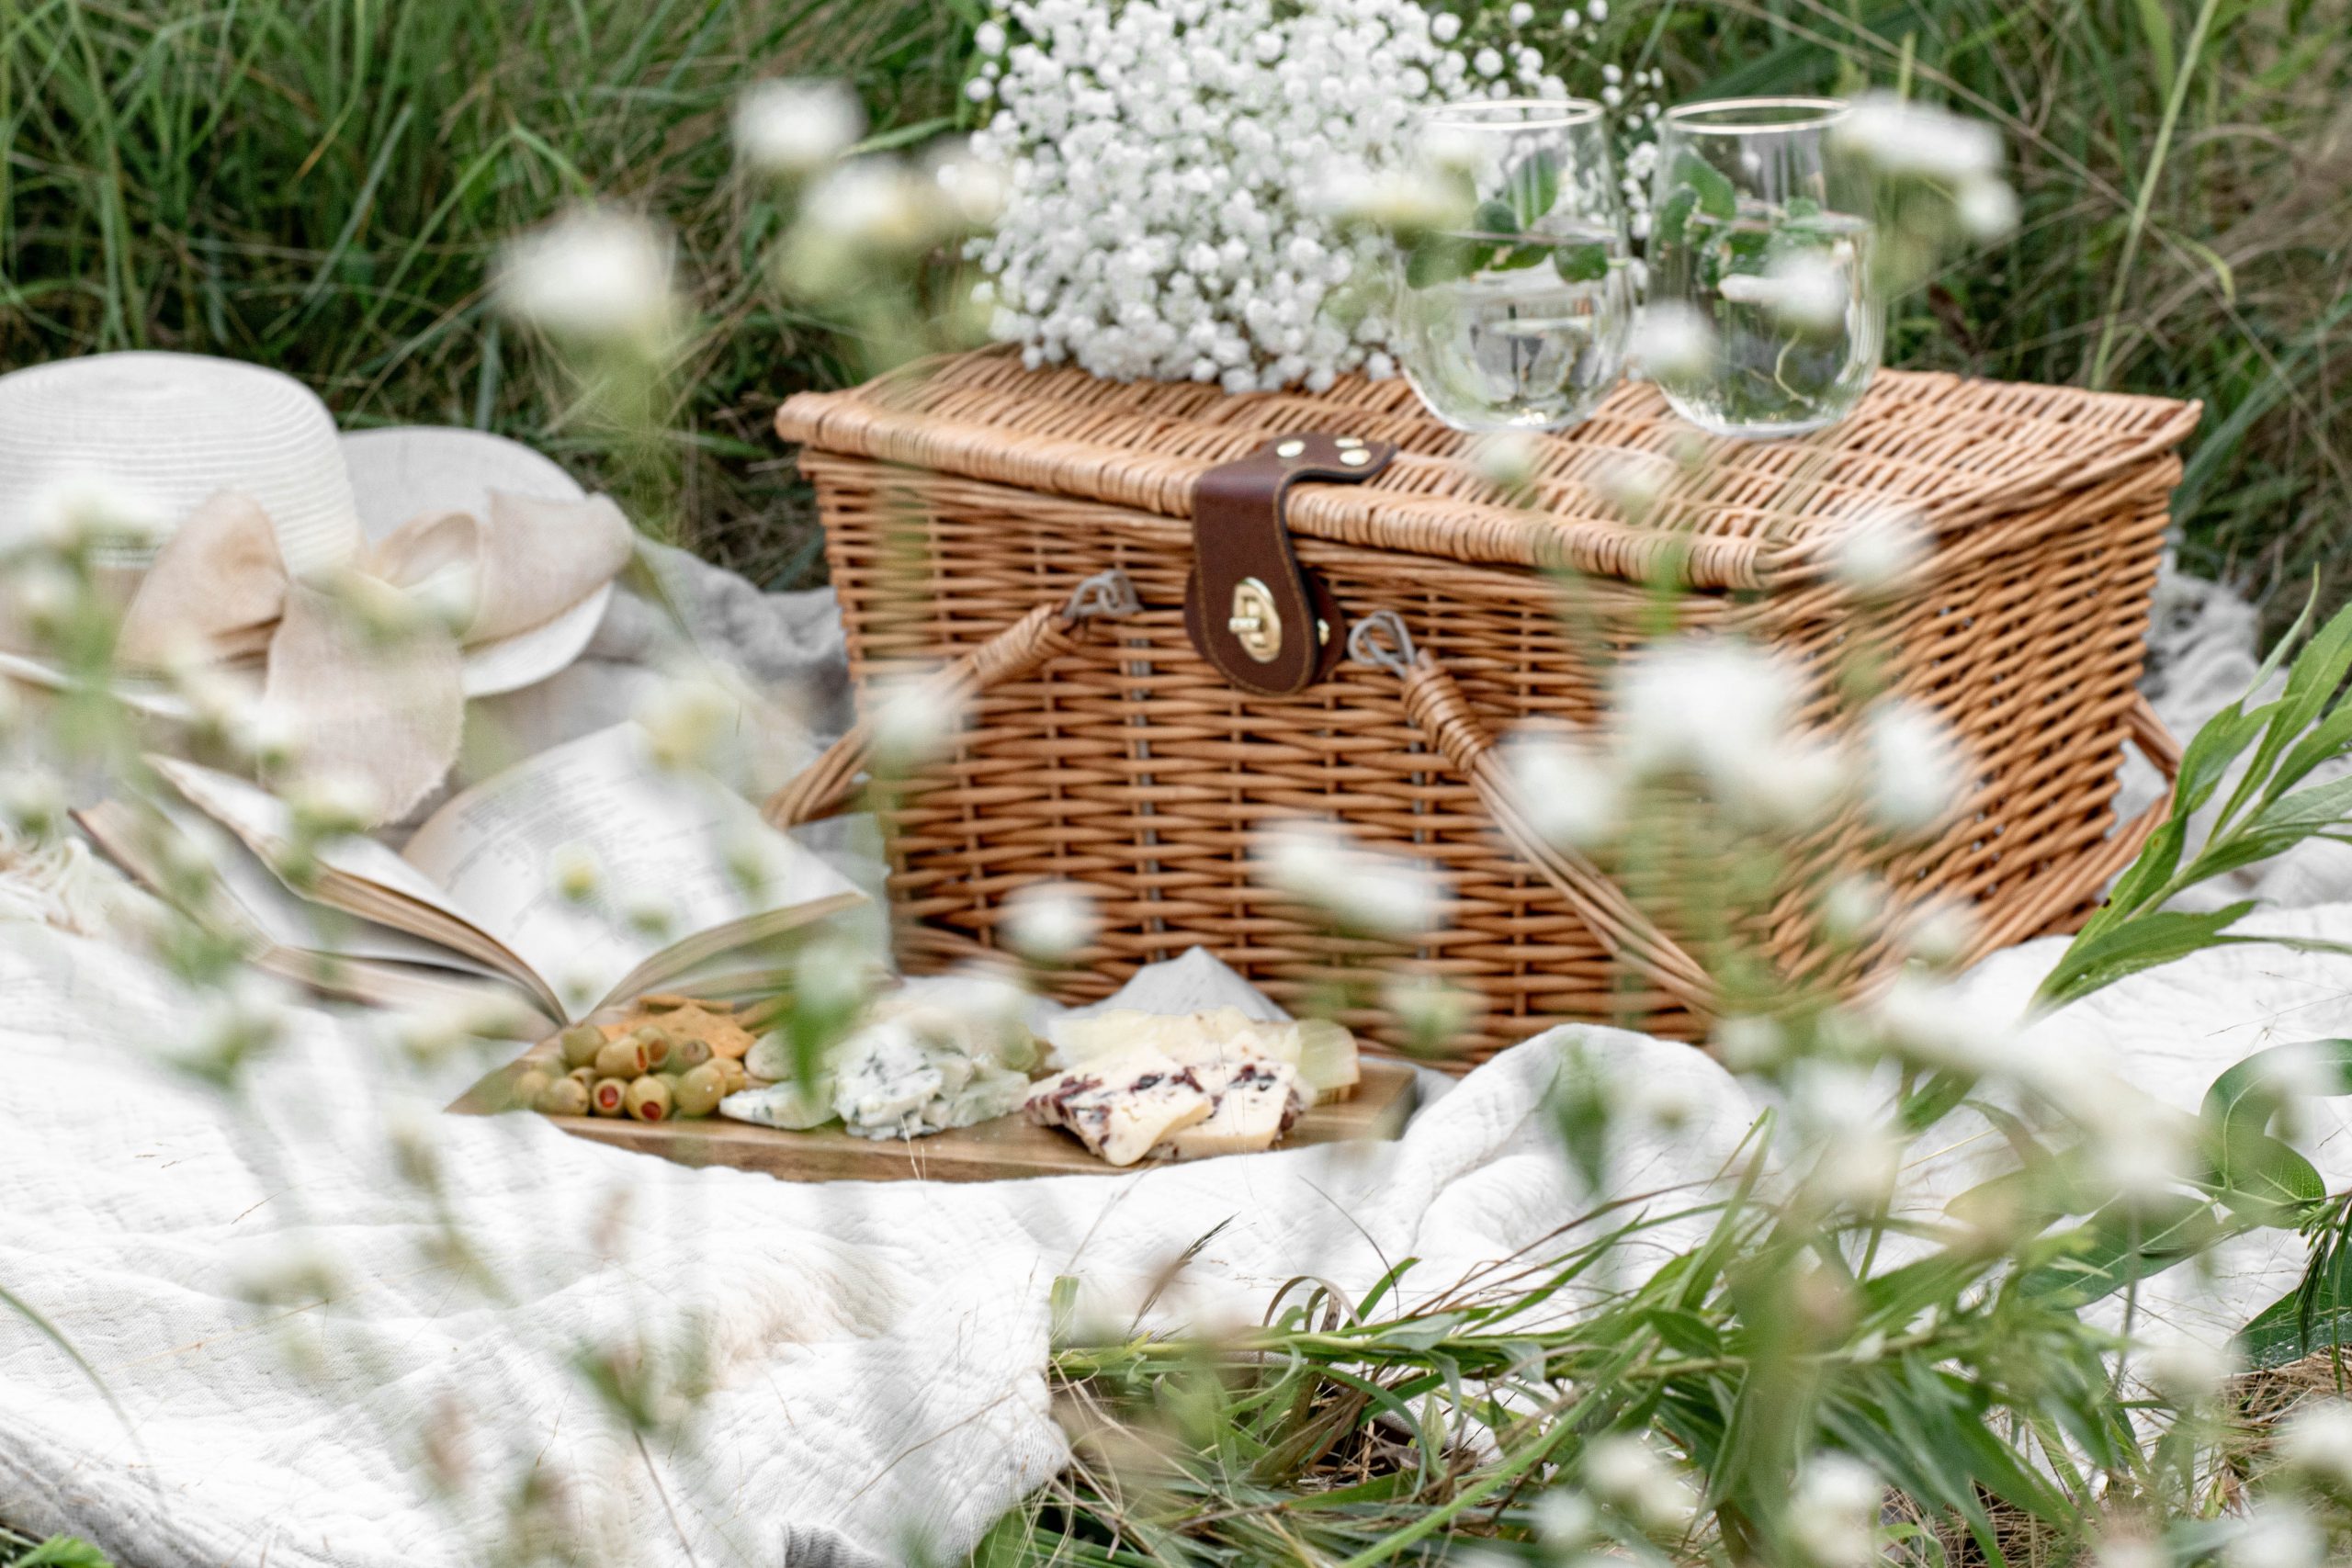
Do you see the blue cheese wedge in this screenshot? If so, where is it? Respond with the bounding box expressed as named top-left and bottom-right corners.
top-left (1024, 1047), bottom-right (1214, 1167)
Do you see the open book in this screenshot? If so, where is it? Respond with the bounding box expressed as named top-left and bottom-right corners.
top-left (76, 795), bottom-right (552, 1027)
top-left (105, 724), bottom-right (866, 1024)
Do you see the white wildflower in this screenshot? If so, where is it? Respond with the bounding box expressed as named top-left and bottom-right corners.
top-left (1430, 11), bottom-right (1462, 41)
top-left (1861, 699), bottom-right (1967, 835)
top-left (0, 765), bottom-right (65, 840)
top-left (2132, 1323), bottom-right (2237, 1405)
top-left (1712, 1013), bottom-right (1786, 1071)
top-left (1613, 637), bottom-right (1804, 800)
top-left (635, 677), bottom-right (738, 772)
top-left (2252, 1039), bottom-right (2344, 1143)
top-left (1582, 1434), bottom-right (1696, 1532)
top-left (1718, 253), bottom-right (1847, 332)
top-left (930, 145), bottom-right (1011, 228)
top-left (1901, 894), bottom-right (1979, 967)
top-left (497, 208), bottom-right (679, 351)
top-left (1630, 299), bottom-right (1715, 380)
top-left (2279, 1399), bottom-right (2352, 1490)
top-left (2076, 1086), bottom-right (2199, 1210)
top-left (1871, 969), bottom-right (2022, 1076)
top-left (549, 843), bottom-right (602, 904)
top-left (1833, 91), bottom-right (2003, 183)
top-left (1503, 730), bottom-right (1619, 850)
top-left (1001, 880), bottom-right (1099, 963)
top-left (1587, 0), bottom-right (1608, 17)
top-left (732, 78), bottom-right (865, 175)
top-left (1789, 1453), bottom-right (1883, 1568)
top-left (1591, 449), bottom-right (1673, 516)
top-left (1472, 429), bottom-right (1540, 491)
top-left (1258, 818), bottom-right (1443, 940)
top-left (800, 157), bottom-right (944, 253)
top-left (975, 20), bottom-right (1007, 55)
top-left (1739, 734), bottom-right (1849, 831)
top-left (30, 473), bottom-right (167, 558)
top-left (386, 989), bottom-right (540, 1063)
top-left (2092, 1541), bottom-right (2165, 1568)
top-left (1531, 1487), bottom-right (1598, 1547)
top-left (1308, 164), bottom-right (1472, 234)
top-left (1826, 502), bottom-right (1931, 596)
top-left (1385, 972), bottom-right (1478, 1053)
top-left (2225, 1502), bottom-right (2323, 1568)
top-left (869, 677), bottom-right (964, 768)
top-left (1819, 874), bottom-right (1890, 943)
top-left (1789, 1061), bottom-right (1901, 1206)
top-left (1955, 175), bottom-right (2019, 239)
top-left (284, 766), bottom-right (383, 837)
top-left (1508, 1), bottom-right (1534, 23)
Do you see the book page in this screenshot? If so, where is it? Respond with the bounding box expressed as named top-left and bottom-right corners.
top-left (84, 798), bottom-right (507, 979)
top-left (398, 724), bottom-right (865, 1018)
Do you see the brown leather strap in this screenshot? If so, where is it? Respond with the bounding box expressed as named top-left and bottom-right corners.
top-left (1185, 433), bottom-right (1396, 695)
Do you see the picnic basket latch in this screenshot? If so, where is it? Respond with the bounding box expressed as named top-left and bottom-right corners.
top-left (1184, 433), bottom-right (1397, 695)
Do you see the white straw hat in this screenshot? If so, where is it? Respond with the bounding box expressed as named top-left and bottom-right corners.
top-left (0, 353), bottom-right (618, 709)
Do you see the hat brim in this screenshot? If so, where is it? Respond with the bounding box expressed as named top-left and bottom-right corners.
top-left (1, 427), bottom-right (619, 715)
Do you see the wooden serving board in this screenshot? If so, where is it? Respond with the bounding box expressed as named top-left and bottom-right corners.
top-left (448, 1043), bottom-right (1419, 1183)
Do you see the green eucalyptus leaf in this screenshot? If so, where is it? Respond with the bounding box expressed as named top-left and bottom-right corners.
top-left (1491, 241), bottom-right (1552, 272)
top-left (1472, 197), bottom-right (1520, 237)
top-left (1675, 152), bottom-right (1737, 220)
top-left (1653, 185), bottom-right (1697, 249)
top-left (1404, 232), bottom-right (1480, 289)
top-left (1554, 241), bottom-right (1611, 283)
top-left (2016, 1193), bottom-right (2220, 1306)
top-left (1504, 148), bottom-right (1560, 227)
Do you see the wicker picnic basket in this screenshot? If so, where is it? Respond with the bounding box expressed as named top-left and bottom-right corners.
top-left (763, 347), bottom-right (2198, 1066)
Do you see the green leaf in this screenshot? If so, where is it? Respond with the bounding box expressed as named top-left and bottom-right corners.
top-left (10, 1540), bottom-right (114, 1568)
top-left (1553, 241), bottom-right (1610, 283)
top-left (1472, 198), bottom-right (1519, 237)
top-left (2034, 901), bottom-right (2257, 1008)
top-left (1491, 242), bottom-right (1552, 272)
top-left (1652, 185), bottom-right (1697, 249)
top-left (2237, 1284), bottom-right (2352, 1369)
top-left (2185, 773), bottom-right (2352, 883)
top-left (1503, 148), bottom-right (1559, 229)
top-left (2017, 1194), bottom-right (2221, 1306)
top-left (1404, 232), bottom-right (1480, 289)
top-left (1675, 152), bottom-right (1737, 220)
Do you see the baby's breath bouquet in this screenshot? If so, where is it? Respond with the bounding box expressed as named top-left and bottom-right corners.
top-left (965, 0), bottom-right (1660, 391)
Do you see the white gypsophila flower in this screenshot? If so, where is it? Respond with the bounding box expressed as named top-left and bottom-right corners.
top-left (931, 144), bottom-right (1012, 228)
top-left (1789, 1454), bottom-right (1883, 1568)
top-left (1258, 818), bottom-right (1443, 939)
top-left (497, 207), bottom-right (679, 351)
top-left (1871, 969), bottom-right (2023, 1077)
top-left (1861, 699), bottom-right (1967, 835)
top-left (1613, 636), bottom-right (1805, 800)
top-left (1582, 1434), bottom-right (1697, 1532)
top-left (1826, 501), bottom-right (1931, 596)
top-left (965, 0), bottom-right (1651, 390)
top-left (1833, 92), bottom-right (2003, 183)
top-left (1503, 731), bottom-right (1619, 850)
top-left (2132, 1322), bottom-right (2237, 1405)
top-left (732, 78), bottom-right (865, 175)
top-left (2225, 1503), bottom-right (2324, 1568)
top-left (2278, 1399), bottom-right (2352, 1490)
top-left (1001, 879), bottom-right (1100, 962)
top-left (1629, 299), bottom-right (1714, 379)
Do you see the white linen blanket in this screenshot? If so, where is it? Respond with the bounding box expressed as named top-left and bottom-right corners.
top-left (4, 558), bottom-right (2348, 1568)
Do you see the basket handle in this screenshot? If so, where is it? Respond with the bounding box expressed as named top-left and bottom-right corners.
top-left (762, 570), bottom-right (1142, 829)
top-left (1347, 612), bottom-right (1724, 1016)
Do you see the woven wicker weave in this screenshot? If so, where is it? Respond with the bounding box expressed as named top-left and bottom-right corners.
top-left (770, 347), bottom-right (2198, 1066)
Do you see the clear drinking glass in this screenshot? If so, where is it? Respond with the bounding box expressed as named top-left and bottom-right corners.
top-left (1390, 98), bottom-right (1632, 434)
top-left (1645, 97), bottom-right (1882, 437)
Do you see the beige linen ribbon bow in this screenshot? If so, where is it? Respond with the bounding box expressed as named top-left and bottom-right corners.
top-left (116, 488), bottom-right (635, 823)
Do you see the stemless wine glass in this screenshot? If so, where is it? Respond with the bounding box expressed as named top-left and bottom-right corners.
top-left (1645, 97), bottom-right (1883, 438)
top-left (1390, 98), bottom-right (1632, 433)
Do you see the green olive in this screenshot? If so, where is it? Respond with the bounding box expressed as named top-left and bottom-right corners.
top-left (510, 1068), bottom-right (553, 1111)
top-left (594, 1039), bottom-right (650, 1079)
top-left (670, 1036), bottom-right (712, 1071)
top-left (590, 1077), bottom-right (629, 1117)
top-left (624, 1075), bottom-right (673, 1122)
top-left (535, 1077), bottom-right (591, 1117)
top-left (558, 1025), bottom-right (605, 1070)
top-left (632, 1026), bottom-right (674, 1070)
top-left (673, 1063), bottom-right (726, 1118)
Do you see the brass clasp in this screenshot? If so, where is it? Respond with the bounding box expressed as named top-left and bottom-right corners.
top-left (1227, 576), bottom-right (1283, 662)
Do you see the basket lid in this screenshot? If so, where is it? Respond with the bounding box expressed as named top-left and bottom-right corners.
top-left (775, 347), bottom-right (2199, 593)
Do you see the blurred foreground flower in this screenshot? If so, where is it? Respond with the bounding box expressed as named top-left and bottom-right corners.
top-left (497, 208), bottom-right (681, 356)
top-left (1257, 818), bottom-right (1443, 941)
top-left (733, 78), bottom-right (865, 176)
top-left (1001, 880), bottom-right (1099, 964)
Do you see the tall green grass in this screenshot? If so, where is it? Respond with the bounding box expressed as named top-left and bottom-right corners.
top-left (0, 0), bottom-right (975, 586)
top-left (1, 0), bottom-right (2343, 613)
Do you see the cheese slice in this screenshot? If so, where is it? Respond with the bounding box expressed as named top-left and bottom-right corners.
top-left (1050, 1007), bottom-right (1360, 1103)
top-left (1153, 1057), bottom-right (1307, 1160)
top-left (1024, 1047), bottom-right (1213, 1167)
